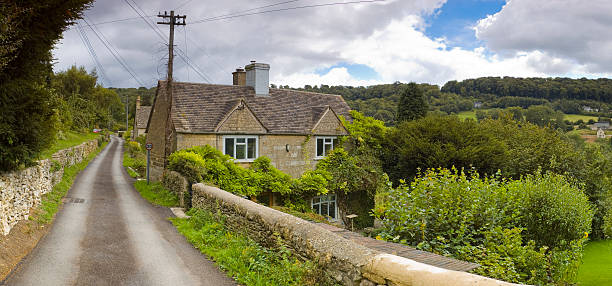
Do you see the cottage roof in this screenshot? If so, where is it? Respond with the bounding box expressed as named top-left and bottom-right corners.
top-left (155, 81), bottom-right (351, 134)
top-left (135, 106), bottom-right (152, 129)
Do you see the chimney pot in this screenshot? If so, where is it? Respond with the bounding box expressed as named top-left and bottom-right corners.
top-left (232, 67), bottom-right (246, 86)
top-left (245, 61), bottom-right (270, 96)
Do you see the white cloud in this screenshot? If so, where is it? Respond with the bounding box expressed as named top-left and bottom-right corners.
top-left (475, 0), bottom-right (612, 73)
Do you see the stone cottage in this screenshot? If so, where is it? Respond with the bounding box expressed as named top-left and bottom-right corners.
top-left (146, 61), bottom-right (351, 218)
top-left (132, 96), bottom-right (152, 139)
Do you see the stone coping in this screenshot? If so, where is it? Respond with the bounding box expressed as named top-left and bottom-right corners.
top-left (192, 183), bottom-right (525, 286)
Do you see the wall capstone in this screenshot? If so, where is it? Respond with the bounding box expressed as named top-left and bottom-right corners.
top-left (191, 183), bottom-right (524, 286)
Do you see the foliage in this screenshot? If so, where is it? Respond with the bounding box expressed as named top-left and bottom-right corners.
top-left (524, 105), bottom-right (567, 129)
top-left (0, 1), bottom-right (92, 172)
top-left (39, 131), bottom-right (100, 159)
top-left (33, 141), bottom-right (105, 224)
top-left (397, 82), bottom-right (427, 123)
top-left (271, 206), bottom-right (332, 225)
top-left (171, 208), bottom-right (335, 286)
top-left (133, 181), bottom-right (179, 207)
top-left (382, 114), bottom-right (507, 182)
top-left (377, 168), bottom-right (592, 285)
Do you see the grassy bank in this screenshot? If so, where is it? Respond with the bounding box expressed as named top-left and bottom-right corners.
top-left (171, 208), bottom-right (335, 286)
top-left (132, 181), bottom-right (179, 207)
top-left (123, 151), bottom-right (140, 178)
top-left (39, 131), bottom-right (100, 159)
top-left (577, 240), bottom-right (612, 285)
top-left (33, 140), bottom-right (108, 224)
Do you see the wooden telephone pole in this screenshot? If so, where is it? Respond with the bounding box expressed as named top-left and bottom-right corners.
top-left (157, 11), bottom-right (186, 164)
top-left (157, 11), bottom-right (186, 82)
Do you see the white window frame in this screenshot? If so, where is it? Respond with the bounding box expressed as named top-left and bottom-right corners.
top-left (315, 136), bottom-right (337, 159)
top-left (222, 135), bottom-right (259, 162)
top-left (311, 193), bottom-right (338, 220)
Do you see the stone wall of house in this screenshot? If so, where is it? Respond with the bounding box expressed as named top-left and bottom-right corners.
top-left (0, 140), bottom-right (99, 236)
top-left (162, 170), bottom-right (189, 207)
top-left (192, 183), bottom-right (521, 286)
top-left (176, 133), bottom-right (317, 178)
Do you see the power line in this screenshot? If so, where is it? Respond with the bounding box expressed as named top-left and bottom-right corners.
top-left (81, 18), bottom-right (145, 86)
top-left (191, 0), bottom-right (386, 24)
top-left (123, 0), bottom-right (212, 83)
top-left (199, 0), bottom-right (301, 22)
top-left (174, 0), bottom-right (194, 11)
top-left (75, 23), bottom-right (111, 86)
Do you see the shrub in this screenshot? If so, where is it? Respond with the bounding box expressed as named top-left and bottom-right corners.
top-left (168, 151), bottom-right (207, 184)
top-left (378, 168), bottom-right (593, 285)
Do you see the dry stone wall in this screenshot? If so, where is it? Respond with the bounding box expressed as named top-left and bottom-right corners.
top-left (0, 140), bottom-right (98, 235)
top-left (162, 170), bottom-right (189, 207)
top-left (192, 183), bottom-right (522, 286)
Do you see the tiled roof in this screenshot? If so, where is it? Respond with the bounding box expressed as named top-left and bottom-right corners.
top-left (135, 106), bottom-right (152, 129)
top-left (158, 81), bottom-right (351, 134)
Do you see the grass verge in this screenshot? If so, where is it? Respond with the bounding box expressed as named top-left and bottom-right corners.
top-left (132, 181), bottom-right (179, 207)
top-left (32, 141), bottom-right (108, 224)
top-left (577, 239), bottom-right (612, 285)
top-left (170, 208), bottom-right (336, 286)
top-left (39, 131), bottom-right (100, 159)
top-left (123, 151), bottom-right (140, 178)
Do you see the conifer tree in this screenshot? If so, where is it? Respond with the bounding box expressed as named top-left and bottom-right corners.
top-left (397, 82), bottom-right (427, 123)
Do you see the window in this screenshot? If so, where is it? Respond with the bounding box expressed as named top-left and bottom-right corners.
top-left (316, 136), bottom-right (338, 159)
top-left (311, 194), bottom-right (337, 220)
top-left (223, 136), bottom-right (258, 161)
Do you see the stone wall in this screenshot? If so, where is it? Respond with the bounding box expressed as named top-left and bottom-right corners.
top-left (192, 183), bottom-right (522, 286)
top-left (0, 140), bottom-right (98, 235)
top-left (176, 133), bottom-right (318, 178)
top-left (161, 170), bottom-right (189, 207)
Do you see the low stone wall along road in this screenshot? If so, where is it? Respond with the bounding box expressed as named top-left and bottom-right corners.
top-left (2, 136), bottom-right (235, 286)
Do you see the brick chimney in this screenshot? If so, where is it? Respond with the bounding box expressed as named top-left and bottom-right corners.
top-left (245, 61), bottom-right (270, 96)
top-left (232, 68), bottom-right (246, 86)
top-left (136, 95), bottom-right (141, 110)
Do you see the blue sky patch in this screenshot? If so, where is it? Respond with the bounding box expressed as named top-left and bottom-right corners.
top-left (316, 62), bottom-right (381, 81)
top-left (425, 0), bottom-right (506, 50)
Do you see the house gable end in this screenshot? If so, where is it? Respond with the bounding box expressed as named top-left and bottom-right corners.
top-left (216, 99), bottom-right (268, 134)
top-left (312, 107), bottom-right (348, 136)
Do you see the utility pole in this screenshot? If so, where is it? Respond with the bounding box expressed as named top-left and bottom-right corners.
top-left (125, 94), bottom-right (128, 137)
top-left (157, 11), bottom-right (186, 164)
top-left (157, 11), bottom-right (186, 83)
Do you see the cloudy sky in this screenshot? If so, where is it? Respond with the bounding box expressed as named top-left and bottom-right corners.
top-left (52, 0), bottom-right (612, 88)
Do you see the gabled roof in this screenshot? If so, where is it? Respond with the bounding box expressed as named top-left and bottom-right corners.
top-left (157, 81), bottom-right (351, 134)
top-left (135, 106), bottom-right (152, 129)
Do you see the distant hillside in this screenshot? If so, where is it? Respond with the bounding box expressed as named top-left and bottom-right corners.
top-left (442, 77), bottom-right (612, 103)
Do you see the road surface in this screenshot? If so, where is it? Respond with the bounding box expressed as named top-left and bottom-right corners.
top-left (3, 136), bottom-right (235, 286)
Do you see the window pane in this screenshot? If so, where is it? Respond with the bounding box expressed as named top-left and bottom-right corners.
top-left (236, 144), bottom-right (246, 159)
top-left (321, 202), bottom-right (329, 216)
top-left (237, 138), bottom-right (246, 143)
top-left (225, 138), bottom-right (234, 156)
top-left (313, 204), bottom-right (320, 215)
top-left (316, 138), bottom-right (324, 157)
top-left (324, 142), bottom-right (332, 155)
top-left (333, 138), bottom-right (339, 149)
top-left (247, 138), bottom-right (256, 159)
top-left (329, 202), bottom-right (336, 219)
top-left (330, 194), bottom-right (336, 201)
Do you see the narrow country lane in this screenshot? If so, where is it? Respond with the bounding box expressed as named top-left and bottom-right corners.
top-left (2, 136), bottom-right (235, 286)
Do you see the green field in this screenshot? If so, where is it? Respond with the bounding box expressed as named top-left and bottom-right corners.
top-left (39, 131), bottom-right (100, 159)
top-left (456, 109), bottom-right (599, 123)
top-left (577, 240), bottom-right (612, 285)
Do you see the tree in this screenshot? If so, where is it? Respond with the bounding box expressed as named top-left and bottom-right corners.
top-left (0, 0), bottom-right (93, 171)
top-left (397, 82), bottom-right (427, 123)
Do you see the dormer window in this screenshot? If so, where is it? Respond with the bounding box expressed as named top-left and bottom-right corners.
top-left (224, 135), bottom-right (258, 161)
top-left (315, 136), bottom-right (338, 159)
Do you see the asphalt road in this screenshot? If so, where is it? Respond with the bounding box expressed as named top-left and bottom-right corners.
top-left (3, 136), bottom-right (235, 286)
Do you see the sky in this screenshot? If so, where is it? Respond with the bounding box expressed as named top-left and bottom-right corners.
top-left (52, 0), bottom-right (612, 88)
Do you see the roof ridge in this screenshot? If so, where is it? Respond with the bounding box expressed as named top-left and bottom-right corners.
top-left (270, 88), bottom-right (343, 97)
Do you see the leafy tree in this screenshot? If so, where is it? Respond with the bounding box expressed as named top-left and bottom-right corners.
top-left (397, 82), bottom-right (427, 122)
top-left (0, 0), bottom-right (92, 171)
top-left (382, 115), bottom-right (507, 183)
